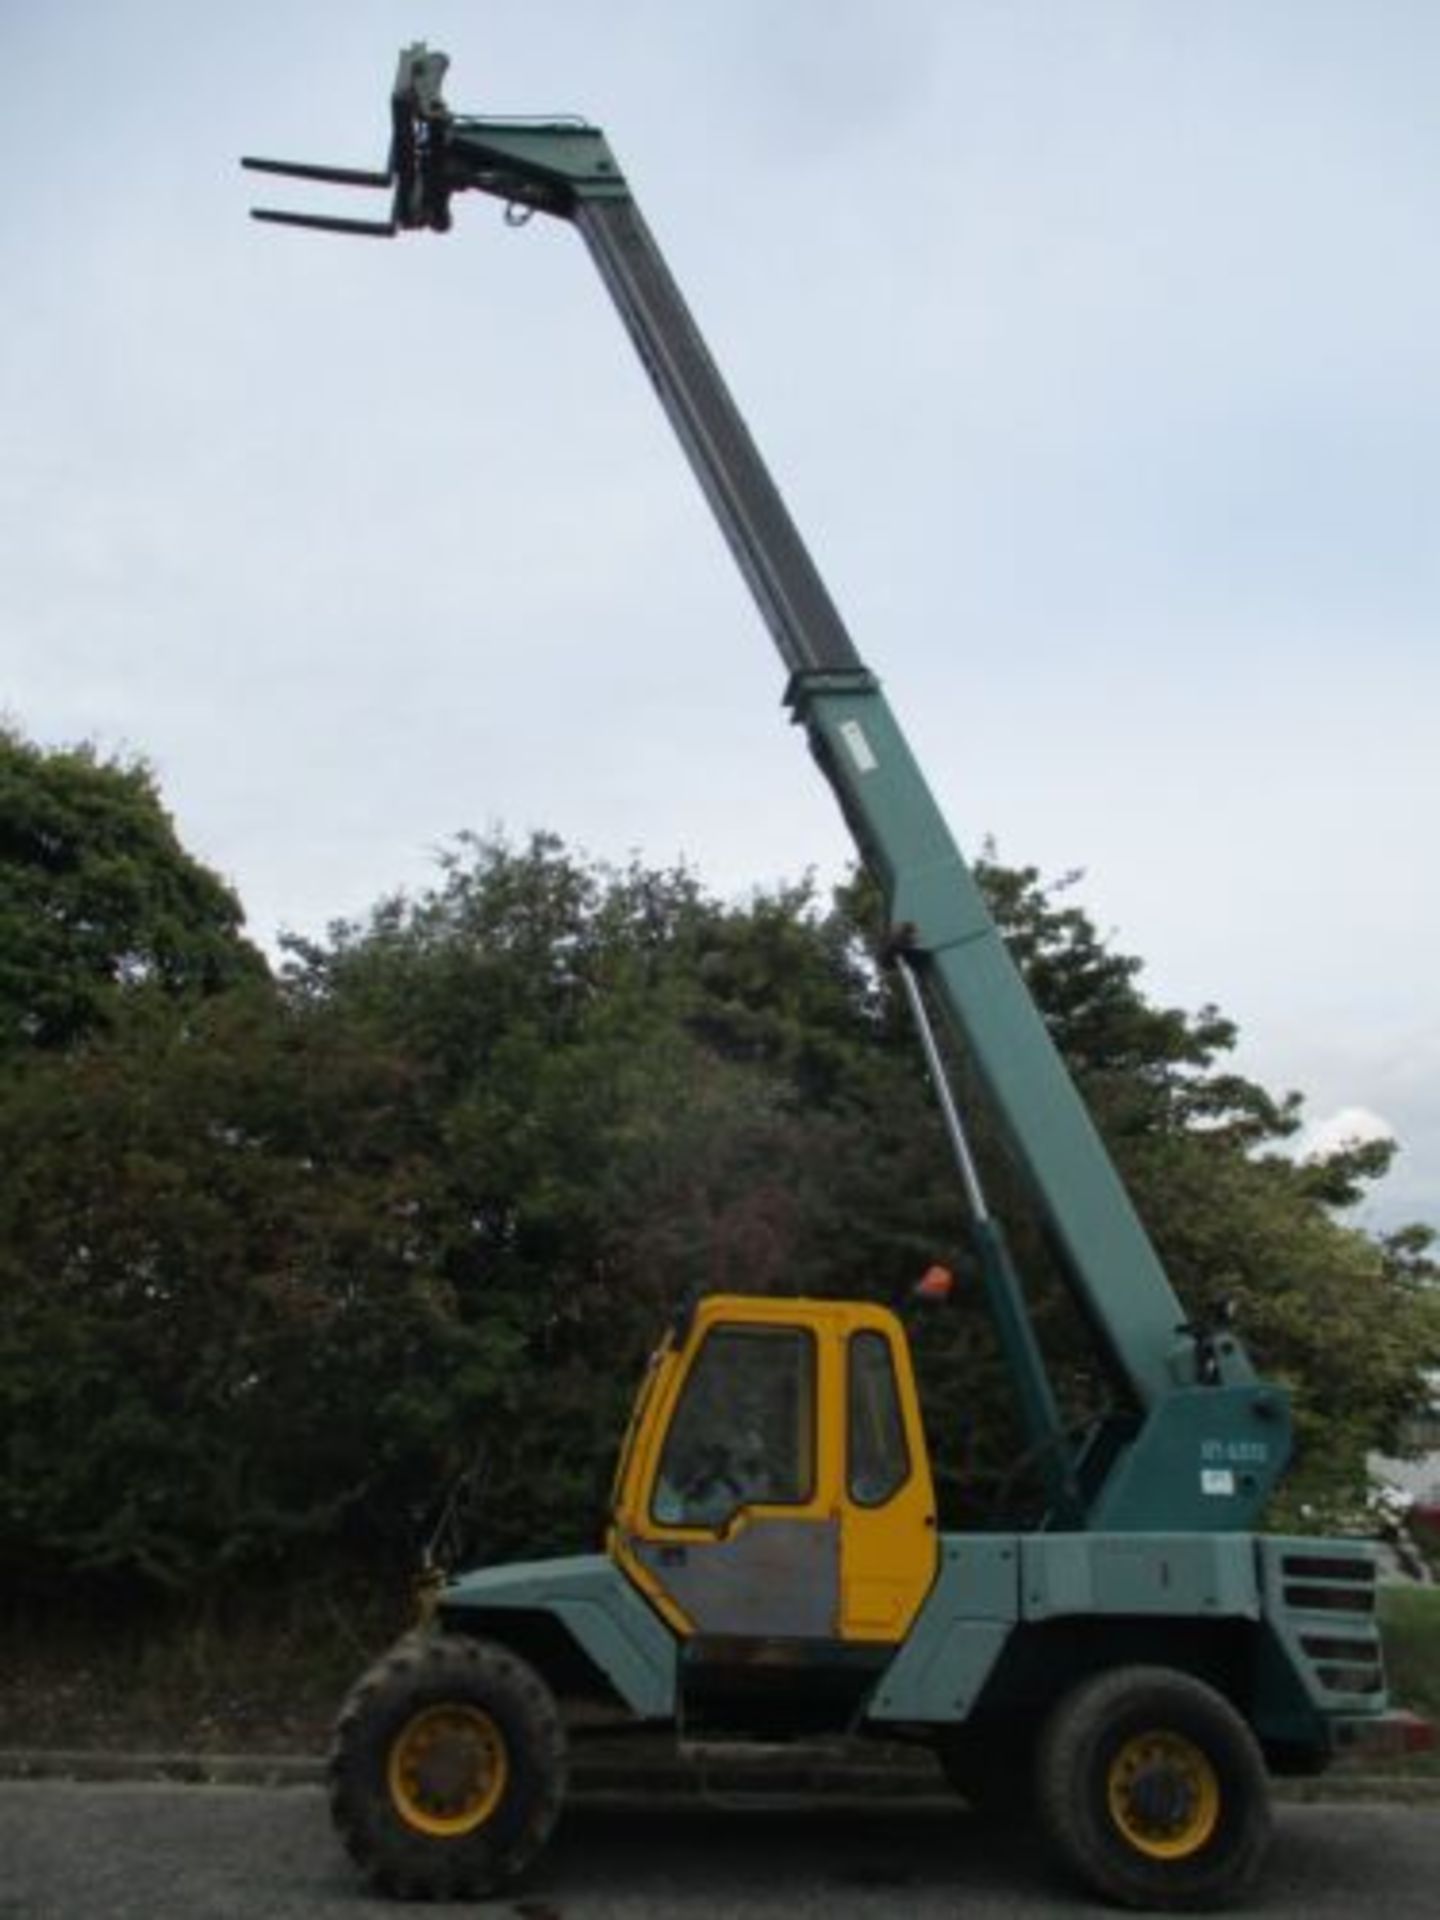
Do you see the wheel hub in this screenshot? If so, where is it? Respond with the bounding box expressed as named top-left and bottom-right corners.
top-left (387, 1703), bottom-right (509, 1837)
top-left (1106, 1730), bottom-right (1221, 1860)
top-left (1129, 1761), bottom-right (1196, 1829)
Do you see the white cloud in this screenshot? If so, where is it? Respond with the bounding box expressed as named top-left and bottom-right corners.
top-left (1295, 1106), bottom-right (1397, 1164)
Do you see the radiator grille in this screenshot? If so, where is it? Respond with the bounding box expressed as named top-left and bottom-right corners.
top-left (1272, 1544), bottom-right (1385, 1701)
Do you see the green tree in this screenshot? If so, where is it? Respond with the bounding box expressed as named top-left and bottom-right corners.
top-left (2, 822), bottom-right (1434, 1609)
top-left (0, 726), bottom-right (264, 1052)
top-left (0, 984), bottom-right (505, 1596)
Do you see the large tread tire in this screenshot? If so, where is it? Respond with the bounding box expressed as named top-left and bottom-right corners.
top-left (1037, 1665), bottom-right (1271, 1912)
top-left (328, 1631), bottom-right (566, 1901)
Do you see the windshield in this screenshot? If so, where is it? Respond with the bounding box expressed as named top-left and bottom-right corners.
top-left (651, 1324), bottom-right (816, 1530)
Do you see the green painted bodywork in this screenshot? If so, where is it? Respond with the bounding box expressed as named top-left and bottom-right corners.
top-left (870, 1532), bottom-right (1263, 1723)
top-left (868, 1531), bottom-right (1383, 1752)
top-left (1084, 1386), bottom-right (1290, 1529)
top-left (440, 1552), bottom-right (676, 1719)
top-left (447, 121), bottom-right (630, 203)
top-left (867, 1535), bottom-right (1021, 1721)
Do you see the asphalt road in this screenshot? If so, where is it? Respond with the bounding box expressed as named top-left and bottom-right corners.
top-left (1, 1782), bottom-right (1436, 1918)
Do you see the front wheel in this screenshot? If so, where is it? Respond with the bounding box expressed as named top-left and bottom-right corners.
top-left (328, 1632), bottom-right (566, 1900)
top-left (1036, 1665), bottom-right (1271, 1911)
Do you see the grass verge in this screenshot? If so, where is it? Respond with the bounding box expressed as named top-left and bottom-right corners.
top-left (0, 1582), bottom-right (411, 1756)
top-left (1378, 1582), bottom-right (1440, 1776)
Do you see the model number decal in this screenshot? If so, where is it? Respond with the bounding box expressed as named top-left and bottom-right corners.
top-left (1201, 1439), bottom-right (1270, 1465)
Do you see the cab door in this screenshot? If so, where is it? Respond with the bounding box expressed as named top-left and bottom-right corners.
top-left (621, 1315), bottom-right (838, 1639)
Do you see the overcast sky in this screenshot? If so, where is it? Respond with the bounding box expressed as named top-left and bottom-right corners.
top-left (3, 2), bottom-right (1436, 1230)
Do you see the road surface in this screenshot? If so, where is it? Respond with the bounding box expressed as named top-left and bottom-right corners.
top-left (1, 1781), bottom-right (1436, 1916)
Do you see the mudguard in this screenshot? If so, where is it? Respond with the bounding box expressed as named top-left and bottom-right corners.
top-left (440, 1552), bottom-right (677, 1720)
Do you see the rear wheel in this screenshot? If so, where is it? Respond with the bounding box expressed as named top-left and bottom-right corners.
top-left (328, 1632), bottom-right (566, 1900)
top-left (1037, 1665), bottom-right (1271, 1910)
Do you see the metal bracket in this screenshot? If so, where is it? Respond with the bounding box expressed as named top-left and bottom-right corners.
top-left (242, 41), bottom-right (625, 237)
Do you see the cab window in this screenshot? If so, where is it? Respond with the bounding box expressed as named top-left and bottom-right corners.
top-left (848, 1329), bottom-right (910, 1507)
top-left (652, 1325), bottom-right (815, 1529)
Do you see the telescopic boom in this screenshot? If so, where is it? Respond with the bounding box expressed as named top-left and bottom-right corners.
top-left (244, 45), bottom-right (1291, 1528)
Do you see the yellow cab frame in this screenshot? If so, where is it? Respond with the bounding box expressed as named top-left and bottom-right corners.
top-left (608, 1295), bottom-right (938, 1654)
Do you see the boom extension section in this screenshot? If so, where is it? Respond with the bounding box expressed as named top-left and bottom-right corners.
top-left (244, 46), bottom-right (1291, 1530)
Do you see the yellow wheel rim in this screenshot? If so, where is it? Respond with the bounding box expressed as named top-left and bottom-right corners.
top-left (1106, 1729), bottom-right (1221, 1860)
top-left (387, 1703), bottom-right (509, 1837)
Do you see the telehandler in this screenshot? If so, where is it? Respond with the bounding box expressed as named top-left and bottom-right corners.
top-left (244, 46), bottom-right (1432, 1911)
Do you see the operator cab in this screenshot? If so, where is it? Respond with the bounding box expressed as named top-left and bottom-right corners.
top-left (609, 1295), bottom-right (939, 1707)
